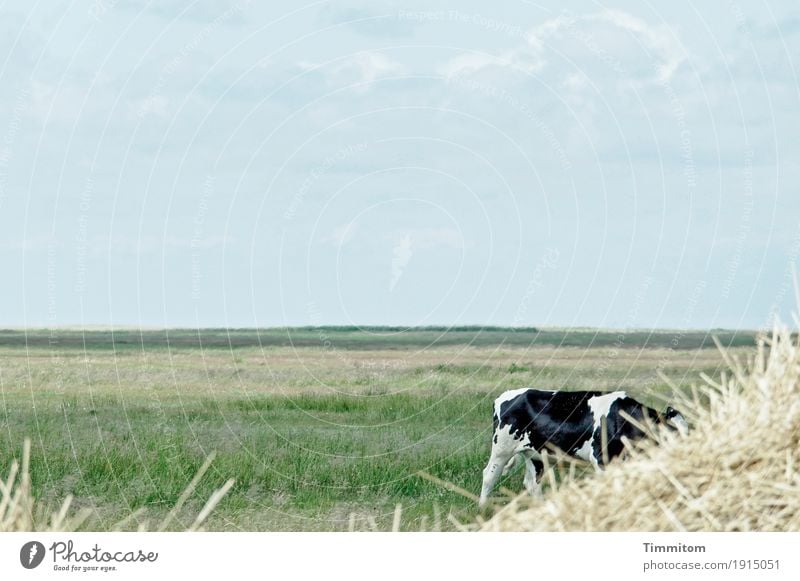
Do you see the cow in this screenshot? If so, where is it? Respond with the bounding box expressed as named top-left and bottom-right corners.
top-left (478, 388), bottom-right (688, 507)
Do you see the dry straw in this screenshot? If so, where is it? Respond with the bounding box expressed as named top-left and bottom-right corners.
top-left (480, 322), bottom-right (800, 531)
top-left (0, 439), bottom-right (234, 532)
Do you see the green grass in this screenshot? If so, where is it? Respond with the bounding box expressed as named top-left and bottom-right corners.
top-left (0, 327), bottom-right (752, 530)
top-left (2, 392), bottom-right (491, 530)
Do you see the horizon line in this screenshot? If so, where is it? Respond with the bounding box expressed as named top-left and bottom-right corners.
top-left (0, 325), bottom-right (765, 333)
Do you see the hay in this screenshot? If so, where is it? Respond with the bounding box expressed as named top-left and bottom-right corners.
top-left (481, 324), bottom-right (800, 531)
top-left (1, 438), bottom-right (234, 532)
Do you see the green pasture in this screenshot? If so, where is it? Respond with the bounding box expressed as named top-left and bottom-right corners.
top-left (0, 327), bottom-right (754, 530)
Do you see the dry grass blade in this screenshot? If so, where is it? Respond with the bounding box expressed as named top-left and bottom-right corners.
top-left (447, 513), bottom-right (469, 531)
top-left (158, 451), bottom-right (217, 531)
top-left (188, 478), bottom-right (236, 531)
top-left (112, 508), bottom-right (148, 532)
top-left (392, 504), bottom-right (402, 532)
top-left (617, 409), bottom-right (659, 441)
top-left (416, 470), bottom-right (480, 503)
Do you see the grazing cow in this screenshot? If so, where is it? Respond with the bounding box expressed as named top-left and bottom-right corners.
top-left (479, 388), bottom-right (687, 507)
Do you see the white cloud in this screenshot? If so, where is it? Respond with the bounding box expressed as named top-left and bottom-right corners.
top-left (561, 71), bottom-right (591, 103)
top-left (298, 51), bottom-right (404, 92)
top-left (329, 223), bottom-right (358, 247)
top-left (439, 50), bottom-right (544, 79)
top-left (440, 9), bottom-right (687, 85)
top-left (134, 94), bottom-right (170, 118)
top-left (389, 232), bottom-right (413, 291)
top-left (387, 228), bottom-right (463, 291)
top-left (592, 9), bottom-right (686, 83)
top-left (389, 227), bottom-right (463, 250)
top-left (28, 80), bottom-right (90, 126)
top-left (526, 13), bottom-right (577, 51)
top-left (344, 52), bottom-right (403, 84)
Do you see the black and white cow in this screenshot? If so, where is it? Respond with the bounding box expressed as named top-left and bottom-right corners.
top-left (479, 388), bottom-right (687, 507)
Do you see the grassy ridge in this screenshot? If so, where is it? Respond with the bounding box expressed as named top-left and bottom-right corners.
top-left (0, 327), bottom-right (758, 350)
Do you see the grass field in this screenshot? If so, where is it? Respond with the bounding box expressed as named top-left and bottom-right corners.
top-left (0, 327), bottom-right (756, 530)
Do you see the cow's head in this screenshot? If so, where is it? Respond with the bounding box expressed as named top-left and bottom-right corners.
top-left (663, 406), bottom-right (689, 434)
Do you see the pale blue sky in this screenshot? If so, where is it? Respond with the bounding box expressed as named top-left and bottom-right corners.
top-left (1, 1), bottom-right (798, 329)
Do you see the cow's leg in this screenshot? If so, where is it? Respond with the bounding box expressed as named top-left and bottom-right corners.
top-left (522, 456), bottom-right (544, 496)
top-left (589, 447), bottom-right (602, 471)
top-left (479, 447), bottom-right (515, 508)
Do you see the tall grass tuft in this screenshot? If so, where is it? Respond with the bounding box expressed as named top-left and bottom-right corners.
top-left (479, 320), bottom-right (800, 531)
top-left (1, 438), bottom-right (233, 532)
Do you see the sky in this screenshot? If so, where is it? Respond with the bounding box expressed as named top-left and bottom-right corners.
top-left (0, 0), bottom-right (798, 329)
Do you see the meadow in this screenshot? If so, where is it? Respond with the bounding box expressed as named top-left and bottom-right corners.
top-left (0, 327), bottom-right (756, 531)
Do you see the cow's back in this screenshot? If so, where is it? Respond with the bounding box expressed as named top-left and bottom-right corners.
top-left (494, 389), bottom-right (605, 455)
